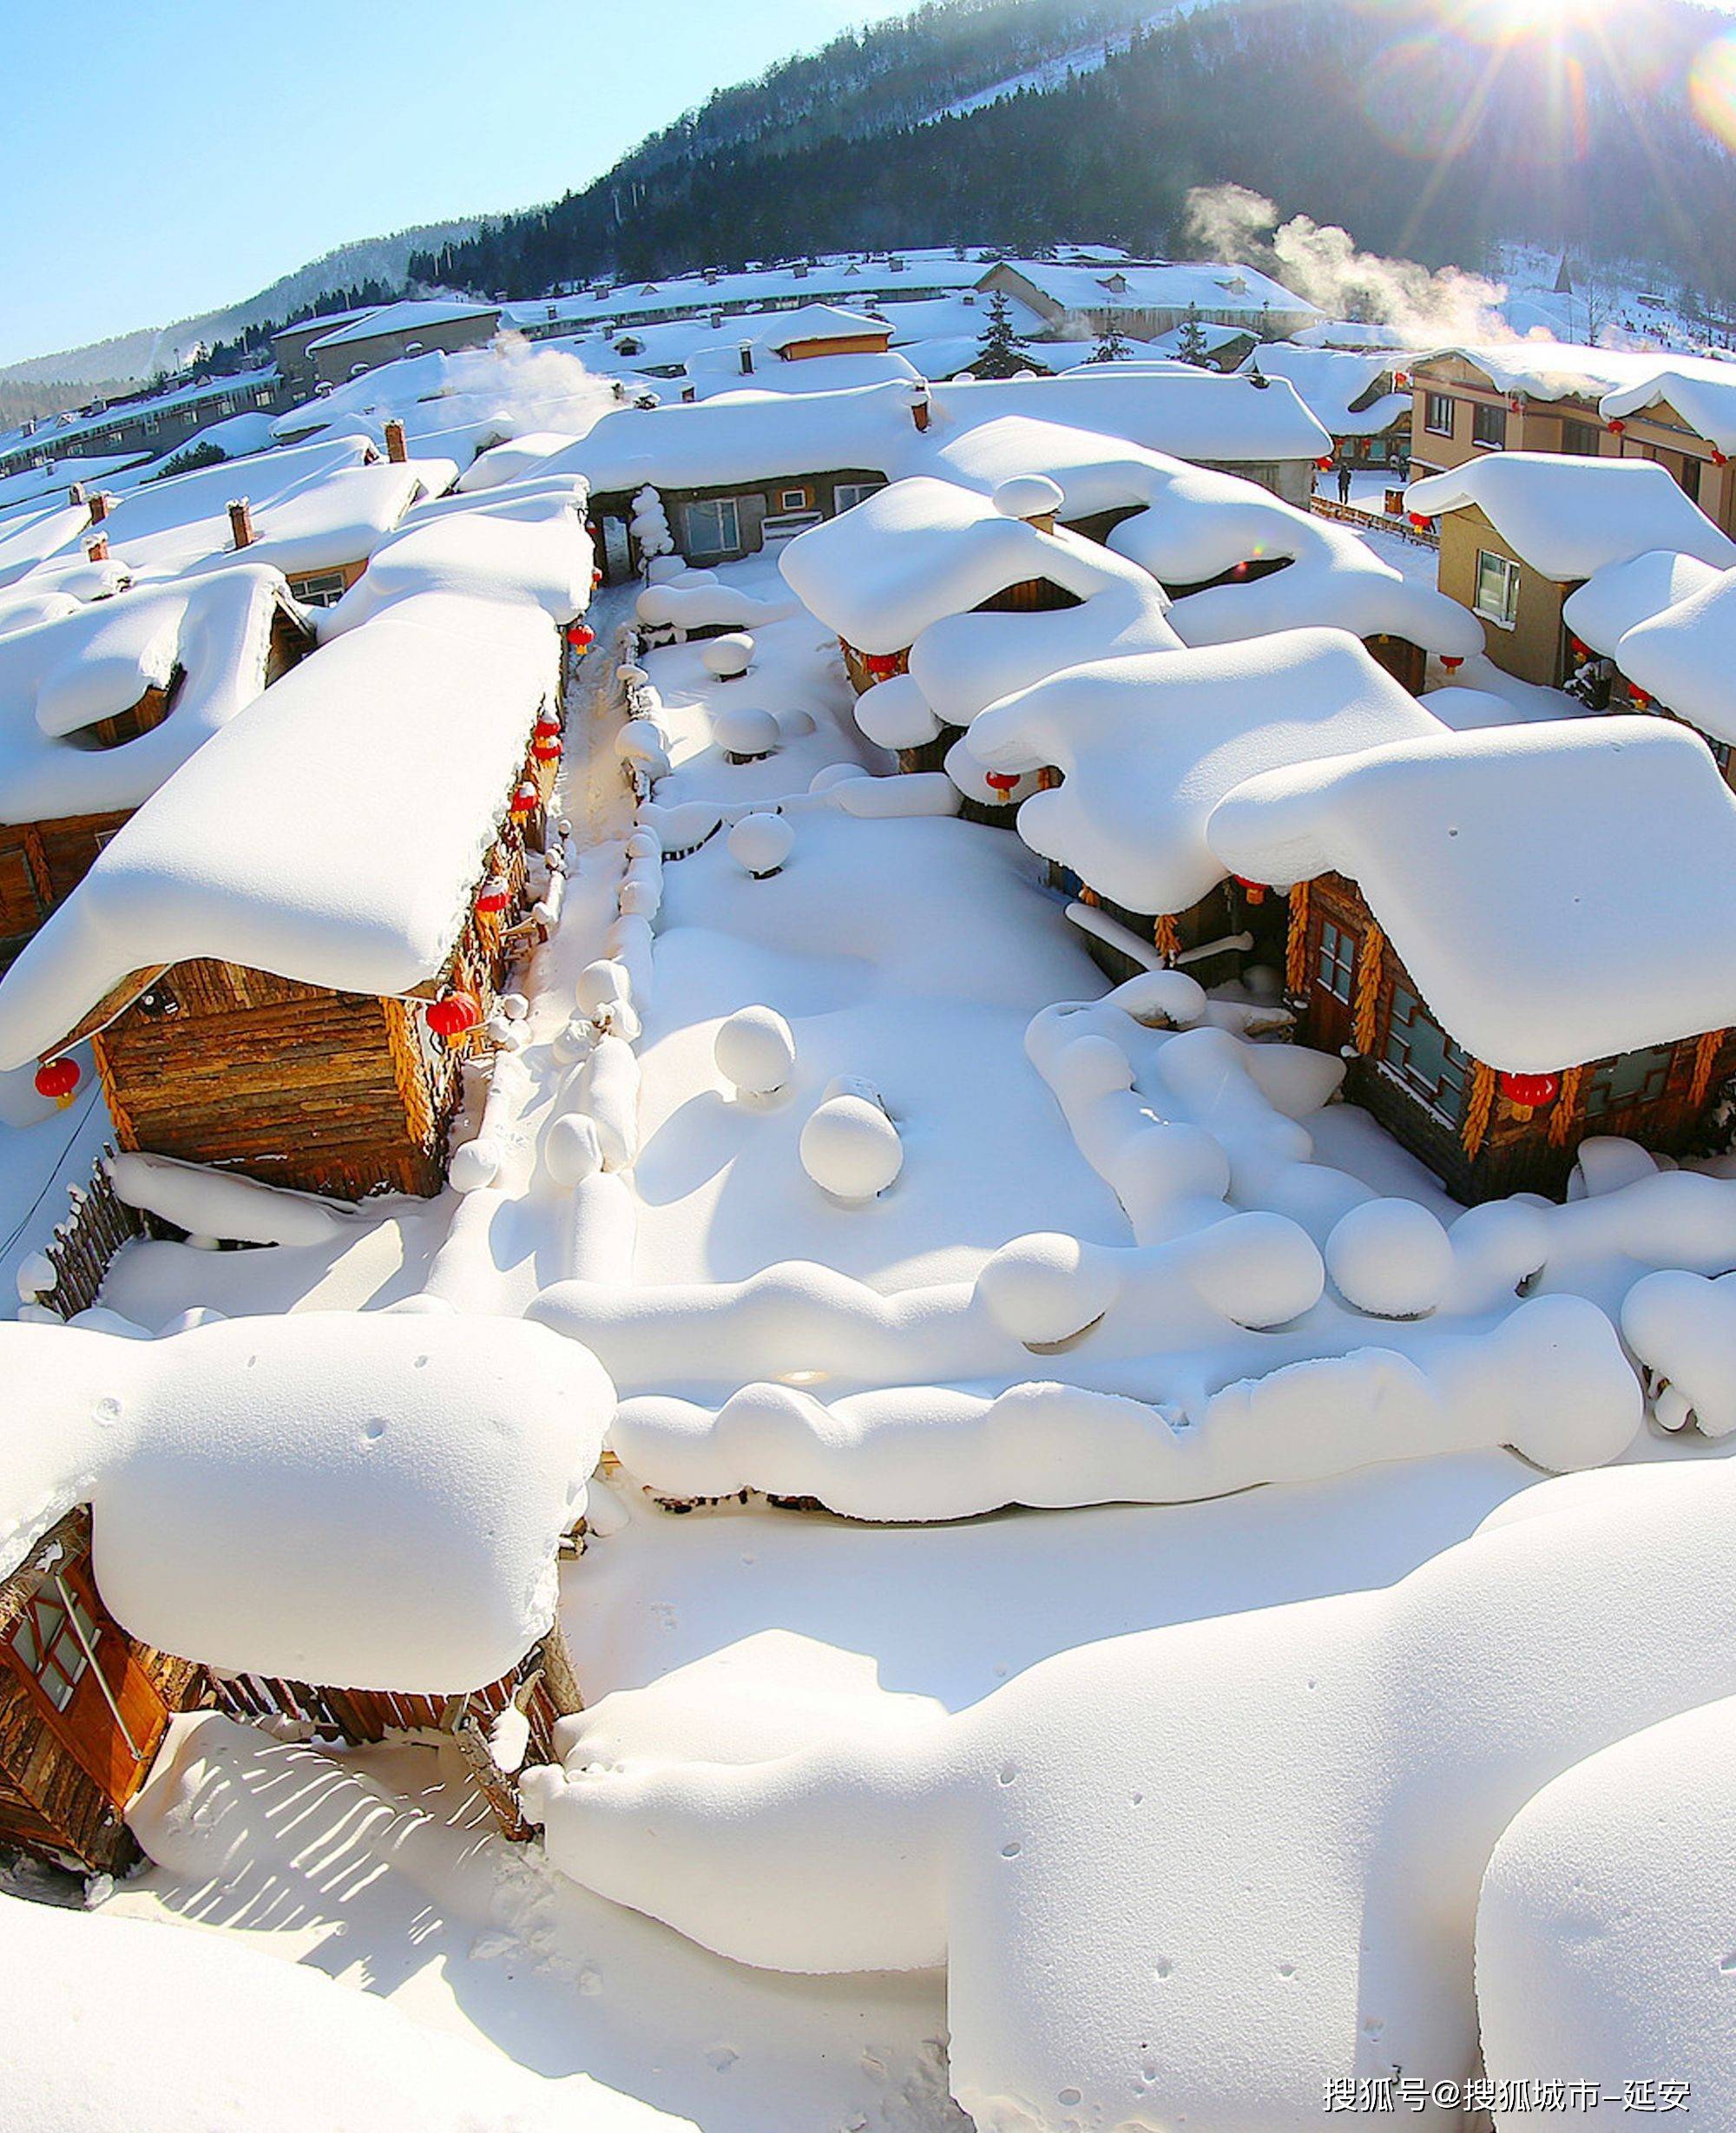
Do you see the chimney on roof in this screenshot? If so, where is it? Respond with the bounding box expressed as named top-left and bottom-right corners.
top-left (384, 418), bottom-right (408, 464)
top-left (67, 481), bottom-right (86, 509)
top-left (681, 385), bottom-right (697, 403)
top-left (228, 497), bottom-right (254, 550)
top-left (85, 534), bottom-right (108, 563)
top-left (794, 261), bottom-right (810, 280)
top-left (88, 490), bottom-right (110, 523)
top-left (739, 341), bottom-right (755, 376)
top-left (709, 309), bottom-right (724, 332)
top-left (704, 267), bottom-right (720, 286)
top-left (909, 380), bottom-right (931, 433)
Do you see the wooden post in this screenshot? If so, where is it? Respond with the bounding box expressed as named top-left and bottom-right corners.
top-left (536, 1617), bottom-right (584, 1716)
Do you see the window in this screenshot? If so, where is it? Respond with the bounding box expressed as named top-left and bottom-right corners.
top-left (1424, 392), bottom-right (1454, 437)
top-left (1473, 549), bottom-right (1521, 629)
top-left (833, 481), bottom-right (885, 514)
top-left (10, 1580), bottom-right (98, 1713)
top-left (1384, 986), bottom-right (1471, 1120)
top-left (683, 497), bottom-right (740, 556)
top-left (1585, 1045), bottom-right (1674, 1117)
top-left (779, 487), bottom-right (810, 510)
top-left (1317, 918), bottom-right (1357, 1003)
top-left (1559, 419), bottom-right (1602, 458)
top-left (1680, 456), bottom-right (1703, 504)
top-left (287, 569), bottom-right (349, 608)
top-left (1472, 400), bottom-right (1506, 449)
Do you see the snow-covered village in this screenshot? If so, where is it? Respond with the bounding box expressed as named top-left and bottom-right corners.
top-left (11, 0), bottom-right (1736, 2125)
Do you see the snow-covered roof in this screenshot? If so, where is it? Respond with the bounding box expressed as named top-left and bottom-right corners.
top-left (1419, 340), bottom-right (1736, 453)
top-left (0, 563), bottom-right (306, 825)
top-left (782, 474), bottom-right (1112, 653)
top-left (1406, 452), bottom-right (1736, 582)
top-left (756, 303), bottom-right (891, 351)
top-left (1208, 716), bottom-right (1736, 1071)
top-left (321, 484), bottom-right (594, 635)
top-left (965, 628), bottom-right (1443, 916)
top-left (1560, 550), bottom-right (1724, 661)
top-left (930, 416), bottom-right (1481, 656)
top-left (1602, 569), bottom-right (1736, 744)
top-left (0, 587), bottom-right (558, 1066)
top-left (0, 452), bottom-right (148, 522)
top-left (997, 259), bottom-right (1321, 324)
top-left (556, 371), bottom-right (1331, 499)
top-left (1240, 345), bottom-right (1408, 437)
top-left (1294, 320), bottom-right (1417, 351)
top-left (306, 298), bottom-right (500, 352)
top-left (685, 349), bottom-right (920, 400)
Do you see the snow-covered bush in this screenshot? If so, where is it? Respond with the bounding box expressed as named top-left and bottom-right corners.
top-left (1325, 1198), bottom-right (1455, 1319)
top-left (727, 813), bottom-right (795, 879)
top-left (799, 1094), bottom-right (904, 1202)
top-left (629, 484), bottom-right (673, 563)
top-left (714, 1006), bottom-right (797, 1098)
top-left (700, 633), bottom-right (753, 681)
top-left (713, 706), bottom-right (781, 763)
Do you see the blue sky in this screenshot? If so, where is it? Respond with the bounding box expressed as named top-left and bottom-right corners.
top-left (0, 0), bottom-right (910, 368)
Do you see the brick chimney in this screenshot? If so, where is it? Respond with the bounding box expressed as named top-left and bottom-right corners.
top-left (88, 490), bottom-right (110, 523)
top-left (384, 418), bottom-right (408, 464)
top-left (227, 497), bottom-right (254, 550)
top-left (739, 341), bottom-right (755, 376)
top-left (909, 382), bottom-right (931, 433)
top-left (85, 535), bottom-right (108, 563)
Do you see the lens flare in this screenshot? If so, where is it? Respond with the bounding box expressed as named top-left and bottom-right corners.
top-left (1691, 32), bottom-right (1736, 154)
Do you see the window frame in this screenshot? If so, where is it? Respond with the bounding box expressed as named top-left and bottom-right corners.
top-left (1383, 984), bottom-right (1471, 1122)
top-left (1471, 400), bottom-right (1506, 450)
top-left (1584, 1045), bottom-right (1674, 1118)
top-left (1472, 549), bottom-right (1521, 629)
top-left (8, 1580), bottom-right (98, 1714)
top-left (1317, 918), bottom-right (1357, 1004)
top-left (832, 481), bottom-right (885, 514)
top-left (1423, 392), bottom-right (1455, 438)
top-left (682, 496), bottom-right (741, 557)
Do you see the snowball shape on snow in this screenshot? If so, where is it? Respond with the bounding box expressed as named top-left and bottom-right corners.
top-left (799, 1095), bottom-right (904, 1202)
top-left (1109, 969), bottom-right (1208, 1030)
top-left (448, 1138), bottom-right (503, 1195)
top-left (644, 554), bottom-right (684, 584)
top-left (808, 761), bottom-right (870, 793)
top-left (1325, 1197), bottom-right (1455, 1319)
top-left (727, 813), bottom-right (795, 879)
top-left (616, 663), bottom-right (648, 688)
top-left (714, 1006), bottom-right (797, 1097)
top-left (616, 716), bottom-right (669, 763)
top-left (617, 877), bottom-right (660, 919)
top-left (625, 828), bottom-right (660, 861)
top-left (701, 633), bottom-right (754, 680)
top-left (713, 706), bottom-right (780, 761)
top-left (976, 1234), bottom-right (1120, 1349)
top-left (545, 1113), bottom-right (606, 1189)
top-left (15, 1252), bottom-right (55, 1301)
top-left (991, 473), bottom-right (1065, 523)
top-left (776, 707), bottom-right (818, 740)
top-left (575, 959), bottom-right (631, 1017)
top-left (551, 1019), bottom-right (595, 1067)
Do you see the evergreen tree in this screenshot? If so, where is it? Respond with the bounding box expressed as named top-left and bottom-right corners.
top-left (974, 286), bottom-right (1029, 378)
top-left (1174, 304), bottom-right (1210, 366)
top-left (1089, 319), bottom-right (1131, 362)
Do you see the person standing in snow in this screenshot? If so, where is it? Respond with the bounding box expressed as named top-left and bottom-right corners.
top-left (1337, 461), bottom-right (1352, 507)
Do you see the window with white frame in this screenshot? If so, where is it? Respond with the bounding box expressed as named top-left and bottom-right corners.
top-left (1424, 392), bottom-right (1454, 436)
top-left (1473, 550), bottom-right (1521, 629)
top-left (778, 487), bottom-right (810, 511)
top-left (1317, 918), bottom-right (1357, 1003)
top-left (683, 497), bottom-right (741, 556)
top-left (832, 482), bottom-right (885, 513)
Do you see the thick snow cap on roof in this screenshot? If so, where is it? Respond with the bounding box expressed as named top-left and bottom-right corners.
top-left (1004, 258), bottom-right (1321, 325)
top-left (782, 474), bottom-right (1124, 653)
top-left (1208, 715), bottom-right (1736, 1071)
top-left (0, 563), bottom-right (304, 825)
top-left (306, 297), bottom-right (498, 352)
top-left (321, 487), bottom-right (594, 633)
top-left (0, 1310), bottom-right (610, 1694)
top-left (755, 302), bottom-right (890, 350)
top-left (1561, 549), bottom-right (1723, 657)
top-left (1240, 343), bottom-right (1407, 437)
top-left (0, 588), bottom-right (556, 1066)
top-left (1608, 568), bottom-right (1736, 744)
top-left (1406, 451), bottom-right (1736, 582)
top-left (967, 627), bottom-right (1443, 915)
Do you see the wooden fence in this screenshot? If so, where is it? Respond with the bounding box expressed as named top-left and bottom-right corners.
top-left (33, 1148), bottom-right (155, 1321)
top-left (1311, 496), bottom-right (1441, 550)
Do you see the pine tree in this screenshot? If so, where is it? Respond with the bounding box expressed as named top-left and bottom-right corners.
top-left (974, 286), bottom-right (1030, 379)
top-left (1174, 303), bottom-right (1210, 367)
top-left (1090, 319), bottom-right (1131, 363)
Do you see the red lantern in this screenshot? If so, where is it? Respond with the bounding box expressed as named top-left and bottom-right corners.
top-left (425, 991), bottom-right (482, 1040)
top-left (535, 710), bottom-right (562, 736)
top-left (1440, 655), bottom-right (1464, 673)
top-left (1317, 456), bottom-right (1334, 472)
top-left (984, 771), bottom-right (1021, 797)
top-left (1714, 450), bottom-right (1729, 470)
top-left (1607, 418), bottom-right (1626, 435)
top-left (1568, 636), bottom-right (1587, 659)
top-left (1409, 511), bottom-right (1428, 530)
top-left (1498, 1070), bottom-right (1560, 1117)
top-left (1508, 393), bottom-right (1522, 412)
top-left (533, 736), bottom-right (562, 764)
top-left (34, 1057), bottom-right (78, 1107)
top-left (1232, 873), bottom-right (1268, 905)
top-left (566, 622), bottom-right (595, 650)
top-left (476, 877), bottom-right (510, 916)
top-left (1393, 372), bottom-right (1411, 392)
top-left (510, 780), bottom-right (540, 820)
top-left (864, 652), bottom-right (900, 680)
top-left (591, 567), bottom-right (603, 587)
top-left (1631, 687), bottom-right (1653, 710)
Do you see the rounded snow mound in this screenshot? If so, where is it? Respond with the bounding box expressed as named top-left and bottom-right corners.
top-left (701, 633), bottom-right (754, 680)
top-left (727, 813), bottom-right (794, 879)
top-left (810, 761), bottom-right (870, 793)
top-left (714, 1006), bottom-right (797, 1097)
top-left (976, 1233), bottom-right (1119, 1348)
top-left (992, 473), bottom-right (1065, 523)
top-left (799, 1094), bottom-right (903, 1201)
top-left (449, 1138), bottom-right (503, 1194)
top-left (546, 1113), bottom-right (605, 1188)
top-left (713, 706), bottom-right (780, 761)
top-left (1326, 1197), bottom-right (1454, 1318)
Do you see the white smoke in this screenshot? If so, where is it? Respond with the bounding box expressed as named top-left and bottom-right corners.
top-left (437, 332), bottom-right (622, 439)
top-left (1184, 183), bottom-right (1514, 346)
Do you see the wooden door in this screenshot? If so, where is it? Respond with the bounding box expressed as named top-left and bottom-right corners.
top-left (1306, 908), bottom-right (1362, 1056)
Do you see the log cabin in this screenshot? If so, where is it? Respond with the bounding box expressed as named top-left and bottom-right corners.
top-left (0, 583), bottom-right (573, 1201)
top-left (0, 567), bottom-right (313, 979)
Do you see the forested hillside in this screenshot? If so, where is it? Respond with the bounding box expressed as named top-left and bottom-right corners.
top-left (418, 0), bottom-right (1736, 312)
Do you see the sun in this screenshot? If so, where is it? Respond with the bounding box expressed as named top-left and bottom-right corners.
top-left (1456, 0), bottom-right (1614, 36)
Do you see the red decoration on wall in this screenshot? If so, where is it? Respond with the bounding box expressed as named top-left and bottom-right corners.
top-left (1440, 655), bottom-right (1464, 672)
top-left (1607, 418), bottom-right (1626, 435)
top-left (476, 878), bottom-right (511, 916)
top-left (510, 780), bottom-right (540, 820)
top-left (984, 771), bottom-right (1021, 797)
top-left (34, 1058), bottom-right (78, 1106)
top-left (566, 622), bottom-right (595, 650)
top-left (426, 992), bottom-right (482, 1040)
top-left (1498, 1070), bottom-right (1560, 1114)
